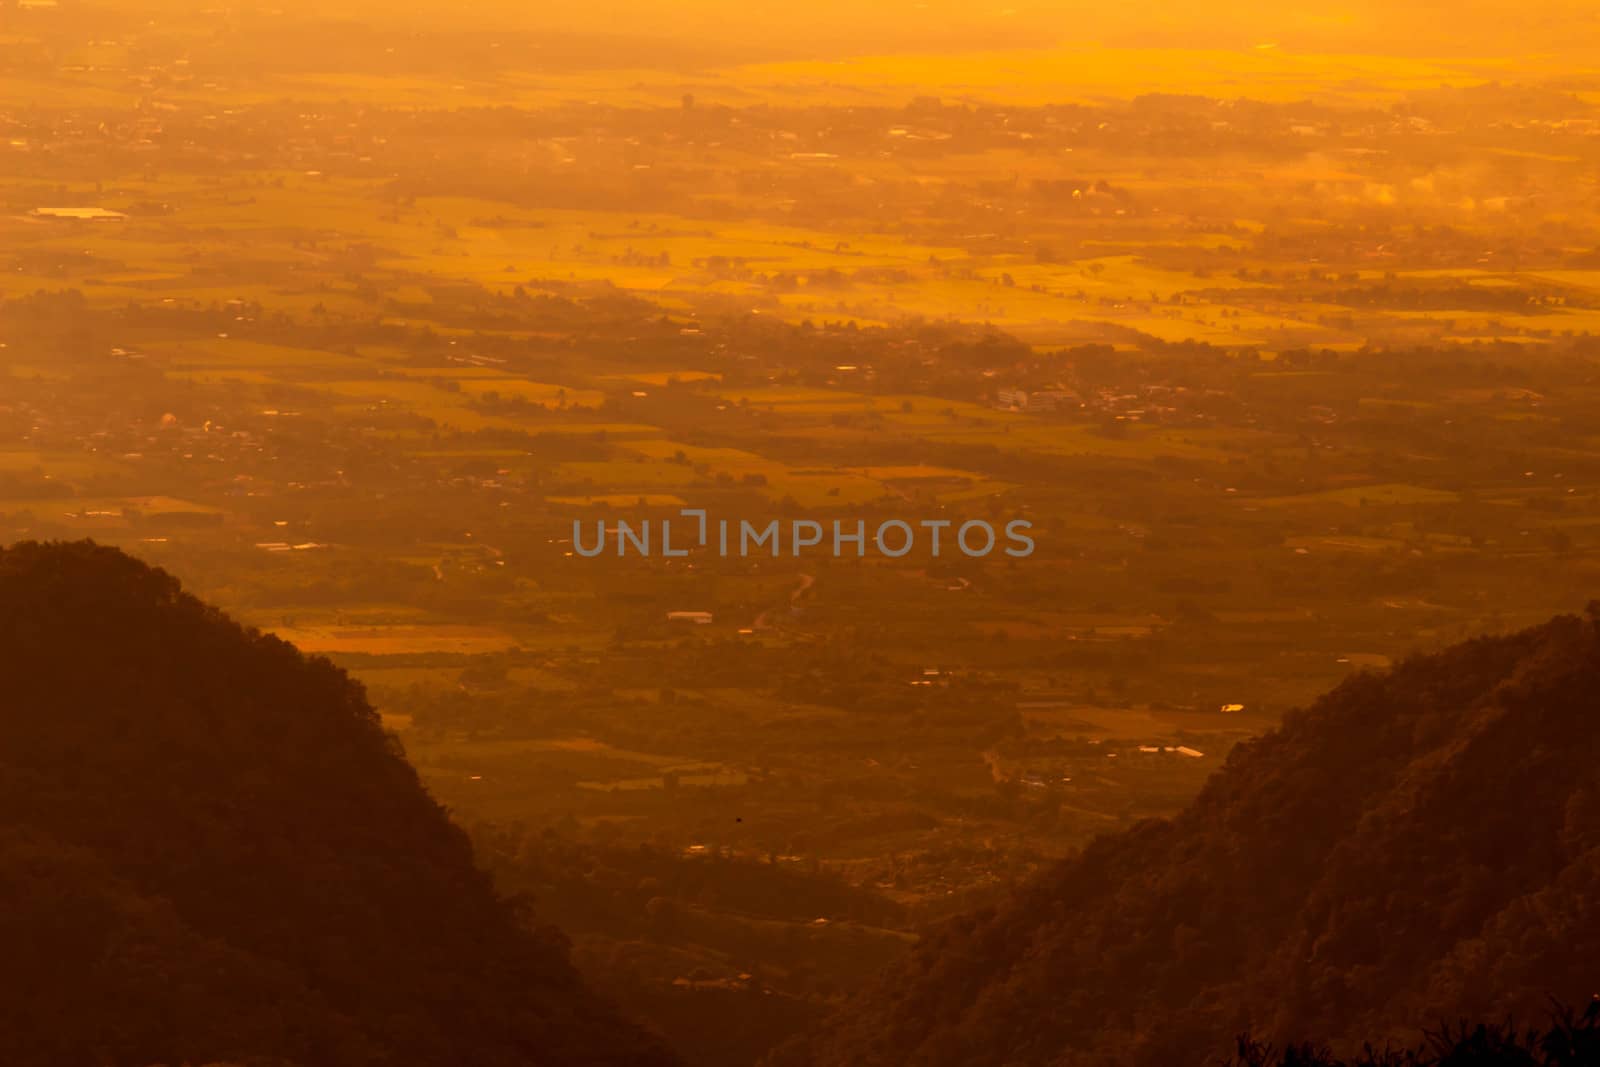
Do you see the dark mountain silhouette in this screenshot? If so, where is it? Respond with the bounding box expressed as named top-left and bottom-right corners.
top-left (0, 540), bottom-right (676, 1067)
top-left (787, 606), bottom-right (1600, 1067)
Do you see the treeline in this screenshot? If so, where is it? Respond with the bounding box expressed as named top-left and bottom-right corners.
top-left (1226, 1001), bottom-right (1600, 1066)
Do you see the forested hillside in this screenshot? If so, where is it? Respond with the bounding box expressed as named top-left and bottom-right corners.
top-left (0, 540), bottom-right (675, 1067)
top-left (788, 607), bottom-right (1600, 1066)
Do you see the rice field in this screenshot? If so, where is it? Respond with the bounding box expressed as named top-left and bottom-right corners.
top-left (268, 623), bottom-right (520, 655)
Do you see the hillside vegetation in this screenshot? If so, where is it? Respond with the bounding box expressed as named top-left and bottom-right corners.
top-left (788, 606), bottom-right (1600, 1066)
top-left (0, 540), bottom-right (676, 1067)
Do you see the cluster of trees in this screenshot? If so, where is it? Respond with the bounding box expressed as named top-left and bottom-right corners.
top-left (1227, 1001), bottom-right (1600, 1066)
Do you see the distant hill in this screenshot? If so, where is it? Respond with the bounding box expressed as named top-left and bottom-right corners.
top-left (787, 607), bottom-right (1600, 1066)
top-left (0, 540), bottom-right (676, 1067)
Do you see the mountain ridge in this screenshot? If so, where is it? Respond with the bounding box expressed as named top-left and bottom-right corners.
top-left (786, 606), bottom-right (1600, 1066)
top-left (0, 539), bottom-right (677, 1067)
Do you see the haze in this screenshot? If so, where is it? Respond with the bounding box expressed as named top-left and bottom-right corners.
top-left (4, 1), bottom-right (1600, 1063)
